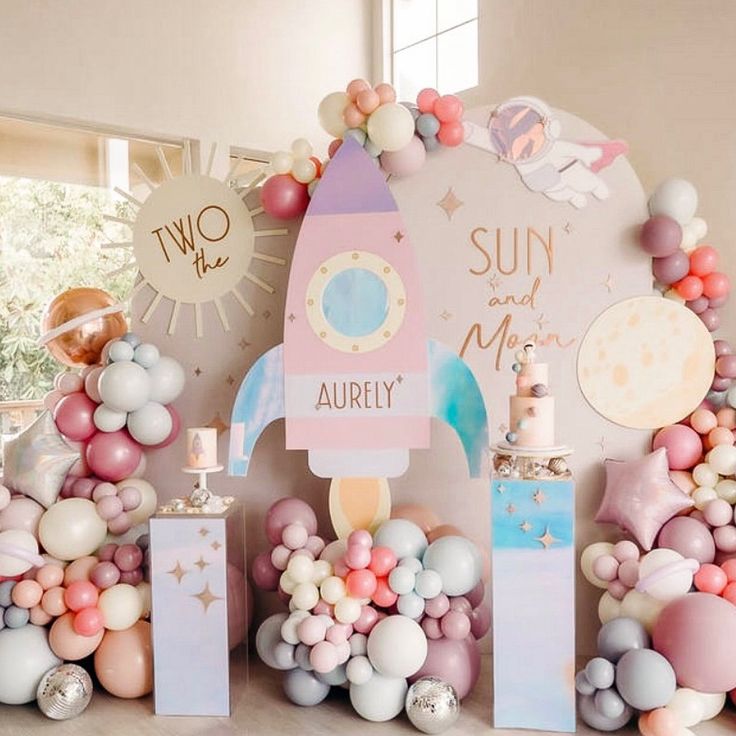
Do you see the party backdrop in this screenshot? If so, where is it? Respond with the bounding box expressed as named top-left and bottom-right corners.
top-left (133, 104), bottom-right (653, 654)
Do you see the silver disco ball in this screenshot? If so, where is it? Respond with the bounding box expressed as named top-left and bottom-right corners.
top-left (405, 676), bottom-right (460, 734)
top-left (36, 664), bottom-right (93, 720)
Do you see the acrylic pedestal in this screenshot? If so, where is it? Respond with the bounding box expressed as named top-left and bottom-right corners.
top-left (491, 446), bottom-right (576, 732)
top-left (149, 502), bottom-right (245, 716)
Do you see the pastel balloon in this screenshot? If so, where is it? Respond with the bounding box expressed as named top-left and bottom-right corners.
top-left (98, 584), bottom-right (143, 630)
top-left (98, 361), bottom-right (150, 413)
top-left (374, 519), bottom-right (427, 560)
top-left (652, 424), bottom-right (702, 470)
top-left (636, 548), bottom-right (696, 601)
top-left (366, 102), bottom-right (415, 152)
top-left (350, 671), bottom-right (408, 722)
top-left (438, 120), bottom-right (465, 147)
top-left (49, 612), bottom-right (104, 660)
top-left (422, 536), bottom-right (482, 596)
top-left (64, 580), bottom-right (99, 612)
top-left (652, 250), bottom-right (690, 284)
top-left (38, 499), bottom-right (107, 561)
top-left (64, 555), bottom-right (100, 585)
top-left (615, 648), bottom-right (676, 711)
top-left (410, 635), bottom-right (481, 700)
top-left (0, 496), bottom-right (44, 536)
top-left (580, 542), bottom-right (616, 588)
top-left (649, 178), bottom-right (698, 225)
top-left (116, 478), bottom-right (157, 526)
top-left (265, 498), bottom-right (318, 546)
top-left (318, 91), bottom-right (349, 138)
top-left (93, 404), bottom-right (127, 432)
top-left (53, 392), bottom-right (97, 441)
top-left (639, 215), bottom-right (683, 257)
top-left (367, 615), bottom-right (426, 678)
top-left (145, 356), bottom-right (185, 405)
top-left (0, 625), bottom-right (61, 704)
top-left (86, 431), bottom-right (142, 482)
top-left (126, 402), bottom-right (172, 446)
top-left (390, 504), bottom-right (440, 534)
top-left (256, 613), bottom-right (291, 670)
top-left (94, 621), bottom-right (152, 698)
top-left (261, 174), bottom-right (309, 220)
top-left (0, 529), bottom-right (42, 577)
top-left (282, 667), bottom-right (330, 706)
top-left (379, 136), bottom-right (426, 177)
top-left (657, 516), bottom-right (715, 564)
top-left (653, 593), bottom-right (736, 692)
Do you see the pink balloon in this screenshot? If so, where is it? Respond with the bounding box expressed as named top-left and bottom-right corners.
top-left (469, 603), bottom-right (491, 639)
top-left (703, 272), bottom-right (730, 299)
top-left (43, 390), bottom-right (64, 412)
top-left (700, 308), bottom-right (721, 333)
top-left (84, 366), bottom-right (104, 403)
top-left (328, 139), bottom-right (343, 158)
top-left (657, 516), bottom-right (715, 564)
top-left (86, 431), bottom-right (142, 482)
top-left (434, 94), bottom-right (464, 122)
top-left (346, 569), bottom-right (377, 598)
top-left (422, 616), bottom-right (443, 640)
top-left (356, 89), bottom-right (380, 115)
top-left (379, 136), bottom-right (426, 177)
top-left (653, 251), bottom-right (690, 285)
top-left (653, 593), bottom-right (736, 692)
top-left (53, 392), bottom-right (98, 441)
top-left (374, 83), bottom-right (396, 104)
top-left (56, 372), bottom-right (84, 395)
top-left (465, 580), bottom-right (485, 609)
top-left (693, 563), bottom-right (728, 594)
top-left (441, 610), bottom-right (471, 640)
top-left (716, 355), bottom-right (736, 379)
top-left (260, 175), bottom-right (309, 220)
top-left (149, 405), bottom-right (181, 449)
top-left (73, 606), bottom-right (104, 636)
top-left (689, 246), bottom-right (719, 277)
top-left (640, 215), bottom-right (683, 257)
top-left (66, 440), bottom-right (91, 478)
top-left (64, 580), bottom-right (99, 612)
top-left (652, 424), bottom-right (703, 470)
top-left (0, 496), bottom-right (44, 535)
top-left (114, 544), bottom-right (143, 572)
top-left (343, 103), bottom-right (366, 128)
top-left (437, 120), bottom-right (465, 147)
top-left (90, 561), bottom-right (120, 590)
top-left (416, 88), bottom-right (439, 114)
top-left (264, 498), bottom-right (318, 546)
top-left (346, 78), bottom-right (370, 101)
top-left (410, 635), bottom-right (481, 700)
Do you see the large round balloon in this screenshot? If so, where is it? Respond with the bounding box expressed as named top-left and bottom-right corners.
top-left (94, 621), bottom-right (152, 698)
top-left (0, 625), bottom-right (61, 704)
top-left (53, 392), bottom-right (98, 442)
top-left (126, 402), bottom-right (172, 446)
top-left (422, 536), bottom-right (482, 596)
top-left (367, 615), bottom-right (427, 678)
top-left (0, 529), bottom-right (43, 576)
top-left (86, 431), bottom-right (142, 482)
top-left (349, 671), bottom-right (408, 722)
top-left (49, 612), bottom-right (104, 660)
top-left (652, 593), bottom-right (736, 692)
top-left (410, 635), bottom-right (481, 700)
top-left (115, 478), bottom-right (158, 526)
top-left (98, 362), bottom-right (151, 414)
top-left (38, 498), bottom-right (107, 561)
top-left (40, 288), bottom-right (127, 367)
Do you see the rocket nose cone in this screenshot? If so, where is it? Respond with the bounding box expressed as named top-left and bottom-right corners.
top-left (308, 137), bottom-right (398, 216)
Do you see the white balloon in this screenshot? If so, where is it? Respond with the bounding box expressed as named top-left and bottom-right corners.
top-left (366, 103), bottom-right (415, 152)
top-left (374, 519), bottom-right (427, 560)
top-left (291, 138), bottom-right (313, 159)
top-left (126, 402), bottom-right (172, 446)
top-left (0, 625), bottom-right (61, 704)
top-left (93, 403), bottom-right (128, 432)
top-left (98, 361), bottom-right (151, 413)
top-left (581, 542), bottom-right (615, 589)
top-left (367, 615), bottom-right (427, 678)
top-left (637, 548), bottom-right (694, 601)
top-left (346, 655), bottom-right (373, 685)
top-left (38, 499), bottom-right (107, 561)
top-left (291, 157), bottom-right (317, 184)
top-left (98, 584), bottom-right (143, 630)
top-left (132, 343), bottom-right (160, 369)
top-left (146, 356), bottom-right (185, 405)
top-left (698, 690), bottom-right (726, 721)
top-left (271, 150), bottom-right (293, 175)
top-left (707, 444), bottom-right (736, 475)
top-left (318, 91), bottom-right (349, 138)
top-left (0, 529), bottom-right (40, 576)
top-left (690, 216), bottom-right (708, 240)
top-left (116, 478), bottom-right (157, 526)
top-left (350, 671), bottom-right (407, 721)
top-left (649, 178), bottom-right (698, 225)
top-left (667, 688), bottom-right (705, 728)
top-left (334, 596), bottom-right (361, 624)
top-left (716, 479), bottom-right (736, 504)
top-left (422, 536), bottom-right (481, 596)
top-left (107, 340), bottom-right (134, 363)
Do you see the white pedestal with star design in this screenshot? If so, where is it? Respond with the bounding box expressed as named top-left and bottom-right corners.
top-left (491, 475), bottom-right (575, 732)
top-left (149, 503), bottom-right (245, 716)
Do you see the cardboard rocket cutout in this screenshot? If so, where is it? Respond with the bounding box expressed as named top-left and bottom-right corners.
top-left (228, 138), bottom-right (488, 479)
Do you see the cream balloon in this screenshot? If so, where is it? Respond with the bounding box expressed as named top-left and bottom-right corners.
top-left (137, 581), bottom-right (152, 618)
top-left (366, 103), bottom-right (415, 152)
top-left (637, 548), bottom-right (696, 601)
top-left (0, 529), bottom-right (41, 576)
top-left (698, 691), bottom-right (726, 721)
top-left (115, 478), bottom-right (157, 526)
top-left (99, 584), bottom-right (143, 631)
top-left (620, 589), bottom-right (665, 633)
top-left (318, 91), bottom-right (350, 138)
top-left (38, 499), bottom-right (107, 561)
top-left (598, 591), bottom-right (622, 624)
top-left (667, 688), bottom-right (705, 728)
top-left (581, 542), bottom-right (615, 589)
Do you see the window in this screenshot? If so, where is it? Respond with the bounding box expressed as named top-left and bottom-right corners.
top-left (0, 115), bottom-right (184, 413)
top-left (391, 0), bottom-right (478, 101)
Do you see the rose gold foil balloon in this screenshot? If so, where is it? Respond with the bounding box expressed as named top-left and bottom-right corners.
top-left (94, 621), bottom-right (153, 698)
top-left (391, 504), bottom-right (441, 534)
top-left (40, 288), bottom-right (127, 367)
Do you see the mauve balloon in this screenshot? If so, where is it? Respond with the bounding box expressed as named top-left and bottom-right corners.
top-left (716, 355), bottom-right (736, 379)
top-left (653, 251), bottom-right (690, 285)
top-left (686, 296), bottom-right (709, 315)
top-left (699, 308), bottom-right (721, 332)
top-left (640, 215), bottom-right (682, 257)
top-left (409, 635), bottom-right (480, 700)
top-left (657, 516), bottom-right (715, 564)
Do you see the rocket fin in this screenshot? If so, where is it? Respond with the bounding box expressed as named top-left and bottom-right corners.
top-left (228, 344), bottom-right (285, 476)
top-left (429, 339), bottom-right (489, 478)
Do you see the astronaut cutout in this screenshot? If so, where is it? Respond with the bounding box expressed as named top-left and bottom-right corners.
top-left (464, 96), bottom-right (628, 208)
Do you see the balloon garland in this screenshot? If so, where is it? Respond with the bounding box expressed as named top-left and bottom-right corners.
top-left (260, 78), bottom-right (465, 219)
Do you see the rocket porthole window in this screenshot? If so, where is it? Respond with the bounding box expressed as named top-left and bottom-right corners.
top-left (305, 250), bottom-right (406, 353)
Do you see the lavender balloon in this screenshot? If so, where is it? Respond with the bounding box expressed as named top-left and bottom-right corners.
top-left (699, 308), bottom-right (721, 332)
top-left (653, 251), bottom-right (690, 284)
top-left (686, 296), bottom-right (709, 314)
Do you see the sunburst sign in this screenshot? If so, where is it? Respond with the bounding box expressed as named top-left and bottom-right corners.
top-left (105, 144), bottom-right (287, 337)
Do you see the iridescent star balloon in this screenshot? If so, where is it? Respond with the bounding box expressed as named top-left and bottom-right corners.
top-left (2, 411), bottom-right (79, 508)
top-left (595, 448), bottom-right (693, 550)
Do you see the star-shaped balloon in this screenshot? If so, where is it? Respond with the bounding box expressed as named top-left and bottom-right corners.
top-left (595, 448), bottom-right (693, 550)
top-left (2, 411), bottom-right (79, 508)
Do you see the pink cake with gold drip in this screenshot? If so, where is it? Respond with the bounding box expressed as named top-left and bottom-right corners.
top-left (506, 343), bottom-right (555, 448)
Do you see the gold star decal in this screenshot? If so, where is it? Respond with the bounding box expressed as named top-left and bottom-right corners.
top-left (396, 374), bottom-right (404, 384)
top-left (207, 414), bottom-right (229, 434)
top-left (563, 222), bottom-right (573, 234)
top-left (238, 338), bottom-right (250, 350)
top-left (505, 503), bottom-right (516, 515)
top-left (496, 484), bottom-right (506, 495)
top-left (596, 436), bottom-right (606, 454)
top-left (226, 374), bottom-right (235, 386)
top-left (519, 520), bottom-right (532, 533)
top-left (198, 527), bottom-right (210, 537)
top-left (534, 313), bottom-right (549, 332)
top-left (436, 187), bottom-right (463, 220)
top-left (535, 525), bottom-right (560, 550)
top-left (167, 561), bottom-right (187, 583)
top-left (440, 309), bottom-right (452, 321)
top-left (190, 583), bottom-right (222, 612)
top-left (194, 367), bottom-right (203, 377)
top-left (211, 540), bottom-right (222, 551)
top-left (262, 309), bottom-right (271, 320)
top-left (288, 313), bottom-right (296, 322)
top-left (194, 556), bottom-right (210, 571)
top-left (533, 489), bottom-right (546, 505)
top-left (393, 231), bottom-right (404, 243)
top-left (601, 274), bottom-right (614, 293)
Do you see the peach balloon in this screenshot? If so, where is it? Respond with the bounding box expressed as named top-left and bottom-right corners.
top-left (709, 427), bottom-right (734, 447)
top-left (30, 605), bottom-right (53, 626)
top-left (94, 621), bottom-right (153, 699)
top-left (63, 556), bottom-right (99, 585)
top-left (391, 504), bottom-right (441, 534)
top-left (41, 586), bottom-right (68, 617)
top-left (49, 612), bottom-right (104, 660)
top-left (691, 409), bottom-right (718, 434)
top-left (426, 524), bottom-right (463, 543)
top-left (36, 564), bottom-right (64, 590)
top-left (12, 579), bottom-right (43, 608)
top-left (40, 288), bottom-right (127, 367)
top-left (356, 89), bottom-right (380, 115)
top-left (346, 78), bottom-right (370, 100)
top-left (375, 83), bottom-right (396, 104)
top-left (670, 471), bottom-right (696, 495)
top-left (343, 103), bottom-right (366, 128)
top-left (717, 407), bottom-right (736, 430)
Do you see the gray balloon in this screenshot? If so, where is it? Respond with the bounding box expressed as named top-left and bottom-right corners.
top-left (615, 649), bottom-right (676, 711)
top-left (594, 687), bottom-right (627, 720)
top-left (282, 668), bottom-right (330, 707)
top-left (294, 643), bottom-right (313, 671)
top-left (575, 670), bottom-right (595, 696)
top-left (584, 657), bottom-right (615, 690)
top-left (255, 613), bottom-right (290, 670)
top-left (416, 113), bottom-right (440, 138)
top-left (272, 641), bottom-right (297, 670)
top-left (597, 617), bottom-right (650, 663)
top-left (578, 693), bottom-right (633, 731)
top-left (422, 135), bottom-right (440, 152)
top-left (316, 664), bottom-right (347, 687)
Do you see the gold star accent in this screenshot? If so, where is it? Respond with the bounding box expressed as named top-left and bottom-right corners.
top-left (393, 231), bottom-right (404, 243)
top-left (167, 561), bottom-right (187, 583)
top-left (262, 309), bottom-right (271, 320)
top-left (596, 436), bottom-right (606, 454)
top-left (519, 520), bottom-right (532, 533)
top-left (505, 503), bottom-right (516, 515)
top-left (487, 273), bottom-right (501, 292)
top-left (436, 187), bottom-right (463, 220)
top-left (498, 423), bottom-right (508, 434)
top-left (601, 274), bottom-right (614, 293)
top-left (563, 222), bottom-right (573, 234)
top-left (198, 527), bottom-right (210, 537)
top-left (226, 374), bottom-right (235, 386)
top-left (238, 338), bottom-right (250, 350)
top-left (288, 313), bottom-right (296, 322)
top-left (440, 309), bottom-right (452, 321)
top-left (194, 367), bottom-right (202, 377)
top-left (207, 414), bottom-right (229, 434)
top-left (535, 525), bottom-right (560, 550)
top-left (211, 540), bottom-right (222, 551)
top-left (534, 313), bottom-right (549, 332)
top-left (396, 374), bottom-right (404, 384)
top-left (190, 582), bottom-right (222, 613)
top-left (496, 483), bottom-right (506, 495)
top-left (194, 555), bottom-right (210, 571)
top-left (533, 489), bottom-right (547, 505)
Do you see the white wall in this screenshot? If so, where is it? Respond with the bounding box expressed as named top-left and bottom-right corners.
top-left (0, 0), bottom-right (373, 161)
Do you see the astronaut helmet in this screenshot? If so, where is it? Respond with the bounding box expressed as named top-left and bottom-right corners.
top-left (488, 96), bottom-right (561, 163)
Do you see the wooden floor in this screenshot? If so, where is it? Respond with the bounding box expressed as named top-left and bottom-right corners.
top-left (2, 654), bottom-right (735, 735)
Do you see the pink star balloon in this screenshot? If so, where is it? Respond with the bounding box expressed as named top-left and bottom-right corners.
top-left (595, 448), bottom-right (693, 550)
